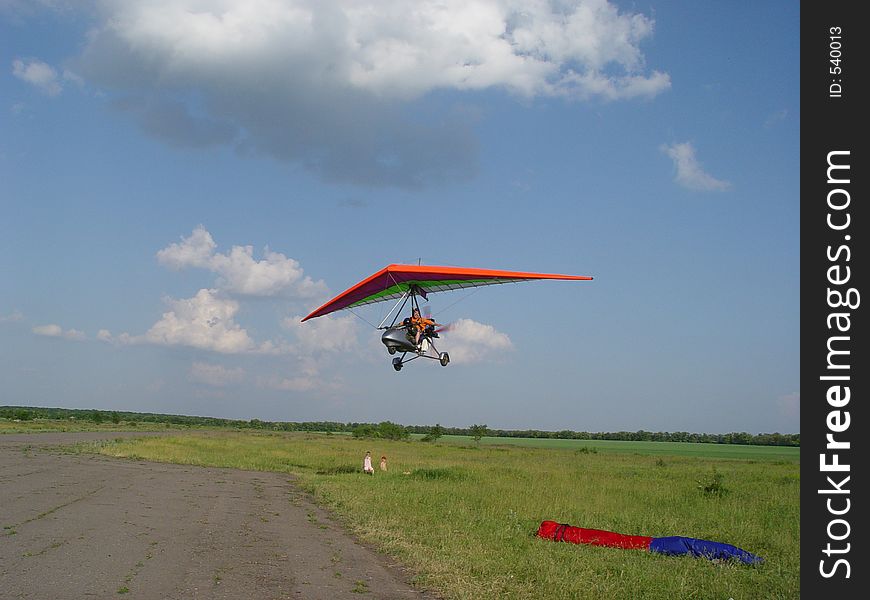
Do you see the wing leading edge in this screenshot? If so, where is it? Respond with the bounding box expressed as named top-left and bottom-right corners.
top-left (301, 264), bottom-right (592, 322)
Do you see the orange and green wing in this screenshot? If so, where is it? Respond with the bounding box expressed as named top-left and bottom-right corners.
top-left (301, 264), bottom-right (592, 321)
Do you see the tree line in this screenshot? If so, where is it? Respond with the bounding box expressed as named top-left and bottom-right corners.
top-left (1, 405), bottom-right (799, 446)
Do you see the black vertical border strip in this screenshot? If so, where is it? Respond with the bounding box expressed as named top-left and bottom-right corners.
top-left (801, 2), bottom-right (866, 596)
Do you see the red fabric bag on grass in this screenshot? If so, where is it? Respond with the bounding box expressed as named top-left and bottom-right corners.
top-left (536, 520), bottom-right (653, 550)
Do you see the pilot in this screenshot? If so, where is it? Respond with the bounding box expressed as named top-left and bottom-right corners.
top-left (409, 307), bottom-right (436, 351)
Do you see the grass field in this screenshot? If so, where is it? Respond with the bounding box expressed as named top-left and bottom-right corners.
top-left (427, 435), bottom-right (800, 462)
top-left (85, 430), bottom-right (799, 599)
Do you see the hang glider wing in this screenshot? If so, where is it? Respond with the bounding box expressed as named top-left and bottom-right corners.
top-left (301, 264), bottom-right (592, 322)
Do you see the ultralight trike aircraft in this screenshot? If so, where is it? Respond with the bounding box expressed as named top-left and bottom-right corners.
top-left (301, 264), bottom-right (592, 371)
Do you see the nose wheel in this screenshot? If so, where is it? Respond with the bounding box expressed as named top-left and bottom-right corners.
top-left (439, 352), bottom-right (450, 367)
top-left (392, 357), bottom-right (403, 371)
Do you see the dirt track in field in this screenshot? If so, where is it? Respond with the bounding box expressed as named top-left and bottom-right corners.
top-left (0, 432), bottom-right (437, 600)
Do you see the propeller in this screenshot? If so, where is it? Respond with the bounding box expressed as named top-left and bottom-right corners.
top-left (418, 304), bottom-right (457, 333)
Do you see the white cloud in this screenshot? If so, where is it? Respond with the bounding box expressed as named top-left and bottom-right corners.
top-left (340, 0), bottom-right (667, 100)
top-left (32, 323), bottom-right (86, 340)
top-left (33, 323), bottom-right (63, 336)
top-left (80, 0), bottom-right (667, 100)
top-left (661, 141), bottom-right (731, 192)
top-left (98, 229), bottom-right (318, 355)
top-left (73, 0), bottom-right (669, 187)
top-left (12, 58), bottom-right (63, 95)
top-left (188, 361), bottom-right (245, 386)
top-left (210, 246), bottom-right (320, 296)
top-left (283, 313), bottom-right (358, 354)
top-left (156, 225), bottom-right (217, 269)
top-left (137, 288), bottom-right (256, 353)
top-left (157, 225), bottom-right (327, 297)
top-left (441, 318), bottom-right (512, 363)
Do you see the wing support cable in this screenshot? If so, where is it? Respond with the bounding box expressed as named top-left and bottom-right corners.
top-left (377, 289), bottom-right (411, 329)
top-left (346, 306), bottom-right (378, 329)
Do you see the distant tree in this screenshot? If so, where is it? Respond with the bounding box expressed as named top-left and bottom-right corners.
top-left (0, 405), bottom-right (800, 446)
top-left (378, 421), bottom-right (409, 440)
top-left (421, 423), bottom-right (444, 442)
top-left (469, 424), bottom-right (489, 443)
top-left (352, 424), bottom-right (378, 438)
top-left (111, 412), bottom-right (121, 424)
top-left (14, 409), bottom-right (33, 421)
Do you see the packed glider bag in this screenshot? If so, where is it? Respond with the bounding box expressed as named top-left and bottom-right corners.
top-left (536, 521), bottom-right (763, 565)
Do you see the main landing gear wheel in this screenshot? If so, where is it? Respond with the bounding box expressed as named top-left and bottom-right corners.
top-left (392, 357), bottom-right (403, 371)
top-left (439, 352), bottom-right (450, 367)
top-left (387, 346), bottom-right (397, 355)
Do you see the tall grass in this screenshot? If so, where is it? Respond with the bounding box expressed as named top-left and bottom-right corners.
top-left (99, 431), bottom-right (799, 599)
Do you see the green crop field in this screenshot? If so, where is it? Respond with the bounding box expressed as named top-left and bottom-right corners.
top-left (90, 430), bottom-right (798, 599)
top-left (431, 435), bottom-right (800, 462)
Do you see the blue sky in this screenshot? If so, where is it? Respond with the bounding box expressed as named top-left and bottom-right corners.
top-left (0, 1), bottom-right (799, 434)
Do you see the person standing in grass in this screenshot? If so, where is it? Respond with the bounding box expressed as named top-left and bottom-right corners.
top-left (380, 455), bottom-right (388, 471)
top-left (363, 451), bottom-right (374, 475)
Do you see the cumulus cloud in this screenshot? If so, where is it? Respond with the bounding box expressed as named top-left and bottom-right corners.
top-left (105, 289), bottom-right (294, 352)
top-left (188, 361), bottom-right (245, 386)
top-left (94, 229), bottom-right (323, 355)
top-left (156, 225), bottom-right (217, 269)
top-left (32, 323), bottom-right (86, 340)
top-left (72, 0), bottom-right (669, 187)
top-left (136, 288), bottom-right (257, 353)
top-left (283, 313), bottom-right (358, 354)
top-left (441, 318), bottom-right (512, 363)
top-left (12, 58), bottom-right (63, 95)
top-left (32, 323), bottom-right (63, 336)
top-left (661, 141), bottom-right (731, 192)
top-left (118, 288), bottom-right (293, 354)
top-left (157, 225), bottom-right (327, 297)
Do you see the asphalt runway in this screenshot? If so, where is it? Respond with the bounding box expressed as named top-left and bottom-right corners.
top-left (0, 432), bottom-right (436, 600)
